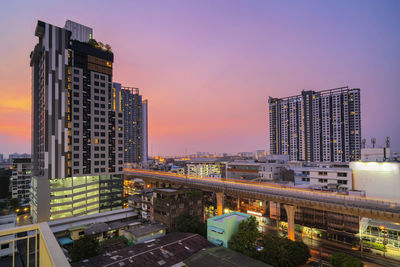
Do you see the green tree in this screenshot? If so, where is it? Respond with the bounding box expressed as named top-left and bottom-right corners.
top-left (104, 44), bottom-right (112, 52)
top-left (70, 235), bottom-right (99, 262)
top-left (0, 169), bottom-right (11, 199)
top-left (88, 39), bottom-right (99, 48)
top-left (177, 212), bottom-right (206, 237)
top-left (329, 252), bottom-right (364, 267)
top-left (258, 233), bottom-right (310, 267)
top-left (228, 216), bottom-right (259, 258)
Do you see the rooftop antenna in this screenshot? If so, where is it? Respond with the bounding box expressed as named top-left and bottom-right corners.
top-left (361, 139), bottom-right (366, 149)
top-left (385, 137), bottom-right (390, 148)
top-left (371, 138), bottom-right (376, 148)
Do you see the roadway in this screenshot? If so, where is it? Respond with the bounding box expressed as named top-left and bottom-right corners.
top-left (125, 169), bottom-right (400, 223)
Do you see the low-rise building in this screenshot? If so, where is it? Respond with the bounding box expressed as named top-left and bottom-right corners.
top-left (122, 223), bottom-right (166, 244)
top-left (258, 155), bottom-right (289, 181)
top-left (72, 232), bottom-right (213, 267)
top-left (10, 158), bottom-right (32, 202)
top-left (153, 188), bottom-right (203, 231)
top-left (293, 162), bottom-right (352, 191)
top-left (184, 246), bottom-right (270, 267)
top-left (48, 208), bottom-right (138, 241)
top-left (226, 161), bottom-right (260, 180)
top-left (141, 189), bottom-right (154, 221)
top-left (207, 211), bottom-right (252, 248)
top-left (185, 158), bottom-right (226, 178)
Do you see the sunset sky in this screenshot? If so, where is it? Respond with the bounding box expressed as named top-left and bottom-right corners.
top-left (1, 0), bottom-right (399, 157)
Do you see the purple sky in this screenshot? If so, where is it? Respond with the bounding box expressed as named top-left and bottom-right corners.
top-left (0, 0), bottom-right (399, 157)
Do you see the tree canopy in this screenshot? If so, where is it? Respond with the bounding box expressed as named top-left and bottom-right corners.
top-left (70, 235), bottom-right (99, 262)
top-left (228, 216), bottom-right (259, 258)
top-left (258, 233), bottom-right (310, 267)
top-left (0, 169), bottom-right (11, 199)
top-left (329, 252), bottom-right (364, 267)
top-left (177, 212), bottom-right (206, 237)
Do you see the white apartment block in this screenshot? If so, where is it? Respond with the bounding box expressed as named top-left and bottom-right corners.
top-left (293, 162), bottom-right (352, 191)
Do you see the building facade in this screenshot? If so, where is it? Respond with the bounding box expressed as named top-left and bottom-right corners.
top-left (269, 87), bottom-right (361, 162)
top-left (258, 155), bottom-right (290, 181)
top-left (185, 158), bottom-right (225, 178)
top-left (30, 20), bottom-right (123, 223)
top-left (292, 162), bottom-right (353, 191)
top-left (115, 84), bottom-right (148, 164)
top-left (350, 161), bottom-right (400, 201)
top-left (207, 212), bottom-right (252, 248)
top-left (153, 188), bottom-right (203, 231)
top-left (226, 161), bottom-right (260, 180)
top-left (10, 158), bottom-right (32, 202)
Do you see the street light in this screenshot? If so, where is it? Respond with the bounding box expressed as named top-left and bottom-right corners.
top-left (380, 225), bottom-right (386, 257)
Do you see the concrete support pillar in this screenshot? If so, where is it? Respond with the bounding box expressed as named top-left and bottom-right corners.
top-left (236, 197), bottom-right (240, 211)
top-left (216, 192), bottom-right (224, 216)
top-left (262, 200), bottom-right (267, 216)
top-left (284, 204), bottom-right (296, 241)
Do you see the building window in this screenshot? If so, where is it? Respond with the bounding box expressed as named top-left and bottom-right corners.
top-left (338, 180), bottom-right (347, 185)
top-left (318, 179), bottom-right (328, 183)
top-left (338, 172), bottom-right (347, 177)
top-left (318, 171), bottom-right (327, 176)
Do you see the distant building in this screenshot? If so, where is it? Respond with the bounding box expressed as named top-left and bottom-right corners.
top-left (254, 150), bottom-right (267, 161)
top-left (269, 87), bottom-right (361, 162)
top-left (8, 153), bottom-right (30, 163)
top-left (292, 162), bottom-right (352, 191)
top-left (237, 152), bottom-right (254, 159)
top-left (0, 154), bottom-right (3, 163)
top-left (361, 147), bottom-right (391, 162)
top-left (10, 158), bottom-right (32, 202)
top-left (258, 155), bottom-right (289, 181)
top-left (185, 158), bottom-right (226, 178)
top-left (226, 161), bottom-right (260, 180)
top-left (114, 83), bottom-right (148, 165)
top-left (153, 188), bottom-right (203, 231)
top-left (207, 211), bottom-right (252, 248)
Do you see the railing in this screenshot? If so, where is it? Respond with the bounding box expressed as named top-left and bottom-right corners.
top-left (0, 223), bottom-right (70, 267)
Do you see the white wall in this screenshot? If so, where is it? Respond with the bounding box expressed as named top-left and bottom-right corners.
top-left (350, 162), bottom-right (400, 201)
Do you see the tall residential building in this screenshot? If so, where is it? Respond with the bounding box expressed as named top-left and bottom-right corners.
top-left (114, 83), bottom-right (148, 164)
top-left (30, 20), bottom-right (124, 223)
top-left (269, 87), bottom-right (361, 162)
top-left (10, 158), bottom-right (32, 202)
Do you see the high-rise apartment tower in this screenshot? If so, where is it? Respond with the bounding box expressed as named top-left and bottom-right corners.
top-left (30, 20), bottom-right (124, 222)
top-left (114, 83), bottom-right (148, 164)
top-left (269, 87), bottom-right (361, 162)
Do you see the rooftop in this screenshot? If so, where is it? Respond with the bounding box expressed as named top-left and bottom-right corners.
top-left (184, 246), bottom-right (271, 267)
top-left (210, 211), bottom-right (251, 223)
top-left (72, 232), bottom-right (213, 267)
top-left (48, 208), bottom-right (138, 234)
top-left (125, 223), bottom-right (166, 237)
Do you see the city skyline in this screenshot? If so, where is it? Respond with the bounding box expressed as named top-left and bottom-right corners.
top-left (1, 1), bottom-right (400, 156)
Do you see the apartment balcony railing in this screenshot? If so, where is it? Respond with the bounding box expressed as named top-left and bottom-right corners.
top-left (0, 222), bottom-right (70, 267)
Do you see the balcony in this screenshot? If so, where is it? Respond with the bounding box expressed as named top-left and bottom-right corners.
top-left (0, 223), bottom-right (70, 267)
